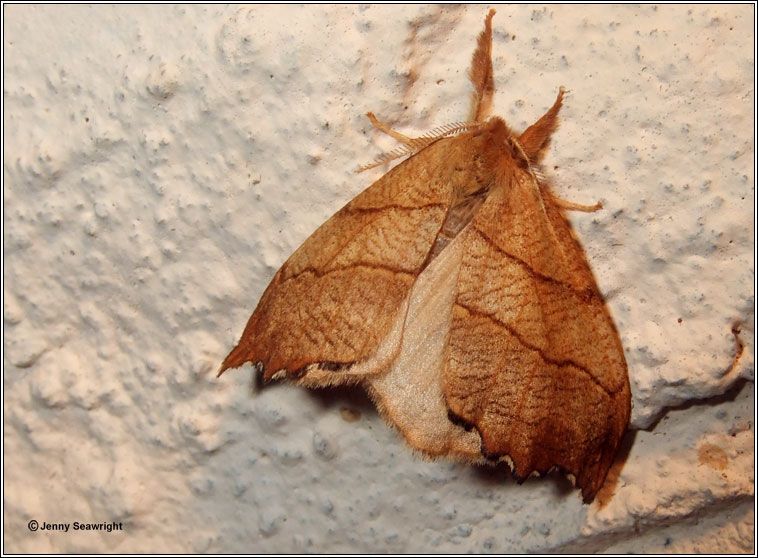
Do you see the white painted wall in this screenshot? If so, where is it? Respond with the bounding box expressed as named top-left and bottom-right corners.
top-left (3, 4), bottom-right (753, 553)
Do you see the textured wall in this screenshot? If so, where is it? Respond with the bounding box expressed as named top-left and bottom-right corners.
top-left (3, 4), bottom-right (753, 553)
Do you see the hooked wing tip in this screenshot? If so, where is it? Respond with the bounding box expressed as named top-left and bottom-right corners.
top-left (218, 342), bottom-right (249, 377)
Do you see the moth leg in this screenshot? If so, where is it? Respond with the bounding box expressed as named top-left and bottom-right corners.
top-left (518, 88), bottom-right (566, 163)
top-left (549, 194), bottom-right (602, 213)
top-left (357, 115), bottom-right (476, 173)
top-left (366, 112), bottom-right (416, 147)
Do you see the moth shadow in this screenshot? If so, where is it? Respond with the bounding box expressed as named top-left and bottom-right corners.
top-left (468, 428), bottom-right (638, 504)
top-left (304, 383), bottom-right (377, 419)
top-left (594, 428), bottom-right (637, 508)
top-left (248, 368), bottom-right (375, 414)
top-left (469, 461), bottom-right (576, 500)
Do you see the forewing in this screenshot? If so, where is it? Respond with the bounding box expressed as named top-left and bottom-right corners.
top-left (443, 171), bottom-right (630, 501)
top-left (222, 136), bottom-right (475, 383)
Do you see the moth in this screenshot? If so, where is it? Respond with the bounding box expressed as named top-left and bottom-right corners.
top-left (220, 10), bottom-right (630, 502)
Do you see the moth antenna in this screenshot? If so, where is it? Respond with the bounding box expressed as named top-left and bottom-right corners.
top-left (467, 9), bottom-right (496, 123)
top-left (421, 121), bottom-right (476, 139)
top-left (531, 167), bottom-right (547, 183)
top-left (356, 146), bottom-right (414, 173)
top-left (357, 120), bottom-right (478, 173)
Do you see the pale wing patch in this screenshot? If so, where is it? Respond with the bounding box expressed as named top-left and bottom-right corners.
top-left (366, 227), bottom-right (482, 461)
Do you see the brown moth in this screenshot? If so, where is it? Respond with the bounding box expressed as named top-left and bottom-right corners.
top-left (220, 9), bottom-right (630, 502)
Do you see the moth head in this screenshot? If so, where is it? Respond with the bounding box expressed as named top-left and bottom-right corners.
top-left (477, 117), bottom-right (532, 184)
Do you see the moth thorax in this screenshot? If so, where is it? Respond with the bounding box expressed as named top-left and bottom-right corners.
top-left (507, 136), bottom-right (531, 170)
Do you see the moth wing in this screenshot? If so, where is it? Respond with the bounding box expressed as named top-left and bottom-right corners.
top-left (222, 138), bottom-right (468, 384)
top-left (443, 172), bottom-right (631, 501)
top-left (364, 225), bottom-right (483, 461)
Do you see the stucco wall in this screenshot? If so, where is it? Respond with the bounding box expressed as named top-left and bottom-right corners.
top-left (3, 4), bottom-right (753, 553)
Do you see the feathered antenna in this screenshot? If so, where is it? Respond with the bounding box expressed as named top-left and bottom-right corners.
top-left (356, 121), bottom-right (477, 172)
top-left (358, 10), bottom-right (497, 173)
